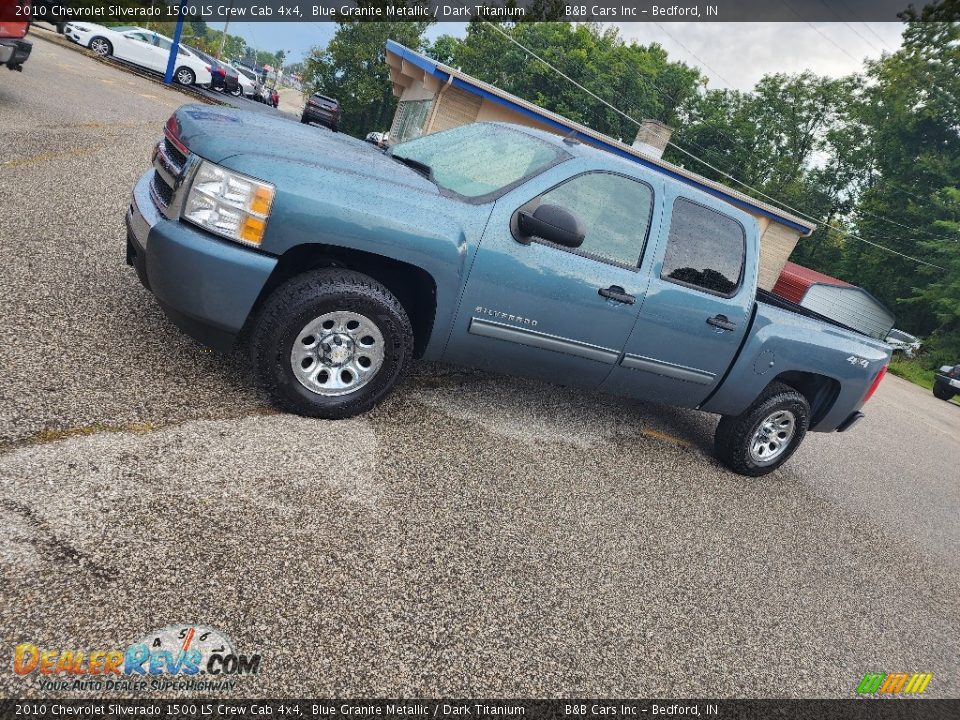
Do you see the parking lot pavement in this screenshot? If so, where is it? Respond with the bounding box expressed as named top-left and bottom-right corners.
top-left (2, 37), bottom-right (960, 699)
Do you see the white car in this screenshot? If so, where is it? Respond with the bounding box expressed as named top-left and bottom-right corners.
top-left (230, 64), bottom-right (257, 98)
top-left (885, 328), bottom-right (922, 357)
top-left (64, 23), bottom-right (212, 86)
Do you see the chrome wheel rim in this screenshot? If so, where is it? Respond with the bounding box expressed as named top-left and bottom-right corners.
top-left (749, 410), bottom-right (796, 465)
top-left (176, 69), bottom-right (193, 85)
top-left (91, 39), bottom-right (109, 55)
top-left (291, 311), bottom-right (385, 397)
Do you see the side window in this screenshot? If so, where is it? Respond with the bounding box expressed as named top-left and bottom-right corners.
top-left (533, 173), bottom-right (654, 267)
top-left (660, 198), bottom-right (745, 296)
top-left (154, 37), bottom-right (172, 51)
top-left (125, 32), bottom-right (148, 43)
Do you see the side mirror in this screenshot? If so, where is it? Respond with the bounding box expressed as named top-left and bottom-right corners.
top-left (517, 204), bottom-right (585, 249)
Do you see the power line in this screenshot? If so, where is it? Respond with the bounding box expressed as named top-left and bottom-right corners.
top-left (652, 22), bottom-right (737, 89)
top-left (481, 22), bottom-right (946, 271)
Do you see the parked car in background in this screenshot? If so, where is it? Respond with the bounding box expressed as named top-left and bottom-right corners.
top-left (125, 116), bottom-right (892, 476)
top-left (885, 328), bottom-right (922, 357)
top-left (187, 46), bottom-right (239, 95)
top-left (28, 0), bottom-right (68, 33)
top-left (302, 93), bottom-right (340, 131)
top-left (0, 0), bottom-right (31, 72)
top-left (68, 23), bottom-right (212, 87)
top-left (933, 364), bottom-right (960, 401)
top-left (269, 88), bottom-right (279, 108)
top-left (232, 64), bottom-right (259, 99)
top-left (365, 131), bottom-right (389, 147)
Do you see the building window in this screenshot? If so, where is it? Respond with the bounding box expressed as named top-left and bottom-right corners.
top-left (392, 99), bottom-right (432, 143)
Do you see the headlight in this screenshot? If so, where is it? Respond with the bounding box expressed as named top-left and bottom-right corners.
top-left (183, 160), bottom-right (274, 246)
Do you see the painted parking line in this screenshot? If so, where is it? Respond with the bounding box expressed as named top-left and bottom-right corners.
top-left (640, 428), bottom-right (692, 447)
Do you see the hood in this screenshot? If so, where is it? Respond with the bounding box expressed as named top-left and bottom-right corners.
top-left (173, 105), bottom-right (437, 194)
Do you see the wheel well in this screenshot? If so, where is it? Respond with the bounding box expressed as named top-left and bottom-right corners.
top-left (772, 371), bottom-right (841, 426)
top-left (249, 244), bottom-right (438, 358)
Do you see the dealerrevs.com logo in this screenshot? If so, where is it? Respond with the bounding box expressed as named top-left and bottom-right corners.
top-left (13, 625), bottom-right (261, 692)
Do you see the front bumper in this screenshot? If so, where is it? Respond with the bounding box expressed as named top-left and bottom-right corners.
top-left (126, 170), bottom-right (277, 352)
top-left (0, 39), bottom-right (31, 71)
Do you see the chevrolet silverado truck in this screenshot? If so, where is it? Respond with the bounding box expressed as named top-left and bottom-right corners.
top-left (126, 109), bottom-right (891, 476)
top-left (0, 0), bottom-right (32, 72)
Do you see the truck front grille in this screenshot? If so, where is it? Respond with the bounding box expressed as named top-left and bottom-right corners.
top-left (150, 172), bottom-right (174, 208)
top-left (150, 134), bottom-right (191, 217)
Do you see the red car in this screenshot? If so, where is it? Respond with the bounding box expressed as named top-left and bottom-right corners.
top-left (270, 88), bottom-right (279, 108)
top-left (0, 0), bottom-right (32, 72)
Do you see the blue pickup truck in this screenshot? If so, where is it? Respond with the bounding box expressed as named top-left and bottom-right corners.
top-left (126, 108), bottom-right (891, 476)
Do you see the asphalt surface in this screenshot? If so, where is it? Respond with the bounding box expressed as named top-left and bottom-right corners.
top-left (1, 34), bottom-right (959, 700)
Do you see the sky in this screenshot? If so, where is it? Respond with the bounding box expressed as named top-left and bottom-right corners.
top-left (222, 21), bottom-right (906, 90)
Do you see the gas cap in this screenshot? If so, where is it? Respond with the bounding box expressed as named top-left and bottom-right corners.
top-left (754, 350), bottom-right (776, 375)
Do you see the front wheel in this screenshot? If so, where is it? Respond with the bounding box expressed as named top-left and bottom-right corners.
top-left (174, 66), bottom-right (195, 86)
top-left (714, 381), bottom-right (810, 476)
top-left (933, 381), bottom-right (954, 401)
top-left (89, 37), bottom-right (112, 57)
top-left (230, 85), bottom-right (242, 97)
top-left (248, 269), bottom-right (413, 418)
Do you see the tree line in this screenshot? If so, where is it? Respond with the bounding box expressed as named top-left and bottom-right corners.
top-left (305, 6), bottom-right (960, 368)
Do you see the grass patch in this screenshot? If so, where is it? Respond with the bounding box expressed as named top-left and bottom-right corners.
top-left (888, 357), bottom-right (936, 390)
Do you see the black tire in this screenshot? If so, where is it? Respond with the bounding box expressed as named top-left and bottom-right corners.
top-left (300, 115), bottom-right (309, 124)
top-left (229, 85), bottom-right (242, 97)
top-left (174, 66), bottom-right (196, 86)
top-left (248, 269), bottom-right (413, 419)
top-left (714, 381), bottom-right (811, 476)
top-left (331, 124), bottom-right (339, 133)
top-left (933, 381), bottom-right (954, 401)
top-left (89, 36), bottom-right (112, 57)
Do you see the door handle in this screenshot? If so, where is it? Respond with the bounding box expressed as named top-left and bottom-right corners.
top-left (706, 314), bottom-right (736, 331)
top-left (599, 285), bottom-right (635, 305)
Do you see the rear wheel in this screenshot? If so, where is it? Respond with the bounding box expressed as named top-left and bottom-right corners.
top-left (300, 115), bottom-right (309, 124)
top-left (933, 381), bottom-right (954, 400)
top-left (174, 66), bottom-right (195, 86)
top-left (715, 382), bottom-right (810, 476)
top-left (89, 37), bottom-right (112, 57)
top-left (249, 269), bottom-right (413, 418)
top-left (230, 85), bottom-right (242, 97)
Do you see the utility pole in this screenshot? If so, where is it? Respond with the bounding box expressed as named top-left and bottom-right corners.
top-left (217, 2), bottom-right (234, 59)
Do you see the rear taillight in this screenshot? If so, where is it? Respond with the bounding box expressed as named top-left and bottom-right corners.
top-left (863, 364), bottom-right (888, 404)
top-left (164, 114), bottom-right (189, 156)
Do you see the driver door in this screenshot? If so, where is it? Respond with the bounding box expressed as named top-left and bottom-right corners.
top-left (444, 168), bottom-right (662, 389)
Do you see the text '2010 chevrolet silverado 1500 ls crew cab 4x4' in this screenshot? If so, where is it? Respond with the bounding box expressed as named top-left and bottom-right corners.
top-left (126, 108), bottom-right (891, 476)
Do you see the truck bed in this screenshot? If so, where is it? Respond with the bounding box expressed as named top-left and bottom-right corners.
top-left (757, 288), bottom-right (869, 338)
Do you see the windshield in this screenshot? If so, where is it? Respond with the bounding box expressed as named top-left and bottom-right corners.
top-left (389, 123), bottom-right (565, 199)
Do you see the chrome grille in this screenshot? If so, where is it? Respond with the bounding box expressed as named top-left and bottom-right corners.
top-left (150, 171), bottom-right (174, 208)
top-left (149, 134), bottom-right (192, 217)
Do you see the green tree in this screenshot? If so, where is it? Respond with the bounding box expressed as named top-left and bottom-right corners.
top-left (303, 20), bottom-right (432, 136)
top-left (443, 22), bottom-right (702, 142)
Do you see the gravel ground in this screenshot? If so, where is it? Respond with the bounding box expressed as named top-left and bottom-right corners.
top-left (1, 35), bottom-right (958, 700)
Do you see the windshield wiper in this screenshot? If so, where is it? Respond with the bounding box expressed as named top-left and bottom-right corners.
top-left (390, 154), bottom-right (432, 179)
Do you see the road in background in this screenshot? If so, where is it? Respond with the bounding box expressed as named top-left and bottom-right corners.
top-left (1, 35), bottom-right (959, 699)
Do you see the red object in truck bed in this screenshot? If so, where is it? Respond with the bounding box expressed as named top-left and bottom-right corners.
top-left (772, 261), bottom-right (853, 304)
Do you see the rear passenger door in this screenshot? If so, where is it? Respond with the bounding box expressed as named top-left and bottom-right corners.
top-left (600, 194), bottom-right (756, 408)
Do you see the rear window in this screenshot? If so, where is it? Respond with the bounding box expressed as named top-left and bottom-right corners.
top-left (312, 95), bottom-right (338, 104)
top-left (660, 199), bottom-right (745, 297)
